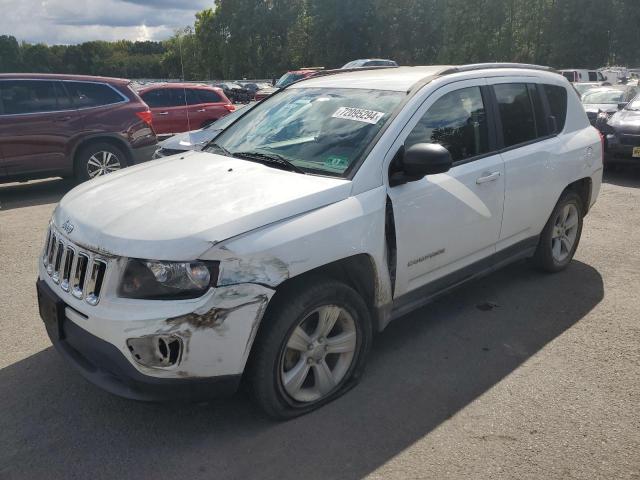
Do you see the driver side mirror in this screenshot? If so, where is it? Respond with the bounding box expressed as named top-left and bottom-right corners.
top-left (390, 143), bottom-right (453, 187)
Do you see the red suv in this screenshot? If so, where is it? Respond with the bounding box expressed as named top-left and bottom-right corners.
top-left (138, 83), bottom-right (235, 135)
top-left (0, 74), bottom-right (157, 183)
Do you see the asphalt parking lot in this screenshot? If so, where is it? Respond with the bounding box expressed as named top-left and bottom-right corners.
top-left (1, 170), bottom-right (639, 480)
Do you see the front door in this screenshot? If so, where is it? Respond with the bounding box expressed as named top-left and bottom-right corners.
top-left (387, 79), bottom-right (505, 298)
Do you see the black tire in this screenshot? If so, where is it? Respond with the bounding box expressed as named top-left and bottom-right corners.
top-left (247, 278), bottom-right (372, 419)
top-left (532, 190), bottom-right (584, 272)
top-left (75, 142), bottom-right (128, 182)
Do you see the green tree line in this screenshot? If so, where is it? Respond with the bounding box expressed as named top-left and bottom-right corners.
top-left (2, 0), bottom-right (639, 80)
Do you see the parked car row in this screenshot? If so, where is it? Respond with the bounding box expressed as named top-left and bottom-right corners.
top-left (5, 59), bottom-right (640, 187)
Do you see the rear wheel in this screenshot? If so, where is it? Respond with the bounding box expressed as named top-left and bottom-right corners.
top-left (248, 278), bottom-right (372, 419)
top-left (532, 191), bottom-right (584, 272)
top-left (75, 142), bottom-right (127, 182)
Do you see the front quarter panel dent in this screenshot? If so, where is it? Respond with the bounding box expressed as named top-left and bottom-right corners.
top-left (216, 254), bottom-right (290, 287)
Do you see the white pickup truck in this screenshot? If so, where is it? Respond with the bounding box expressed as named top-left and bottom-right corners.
top-left (37, 64), bottom-right (603, 418)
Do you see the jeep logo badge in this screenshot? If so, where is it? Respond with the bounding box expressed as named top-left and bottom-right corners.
top-left (61, 220), bottom-right (74, 234)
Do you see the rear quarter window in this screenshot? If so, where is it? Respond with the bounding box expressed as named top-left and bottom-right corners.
top-left (65, 82), bottom-right (124, 108)
top-left (543, 84), bottom-right (568, 133)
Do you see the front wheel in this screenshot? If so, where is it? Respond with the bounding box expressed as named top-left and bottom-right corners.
top-left (532, 191), bottom-right (584, 272)
top-left (248, 278), bottom-right (372, 419)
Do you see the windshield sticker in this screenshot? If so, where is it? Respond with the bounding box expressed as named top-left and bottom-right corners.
top-left (332, 107), bottom-right (385, 124)
top-left (324, 155), bottom-right (349, 170)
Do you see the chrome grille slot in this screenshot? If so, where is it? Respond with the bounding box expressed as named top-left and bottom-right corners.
top-left (46, 233), bottom-right (57, 274)
top-left (60, 248), bottom-right (75, 292)
top-left (51, 239), bottom-right (64, 283)
top-left (72, 254), bottom-right (89, 299)
top-left (42, 225), bottom-right (110, 306)
top-left (85, 260), bottom-right (107, 306)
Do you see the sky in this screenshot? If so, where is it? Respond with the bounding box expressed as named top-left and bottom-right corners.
top-left (0, 0), bottom-right (212, 45)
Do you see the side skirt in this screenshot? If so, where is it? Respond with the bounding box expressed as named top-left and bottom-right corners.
top-left (385, 236), bottom-right (539, 324)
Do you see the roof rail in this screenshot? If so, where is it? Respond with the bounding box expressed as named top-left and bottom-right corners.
top-left (280, 65), bottom-right (399, 89)
top-left (308, 65), bottom-right (399, 78)
top-left (440, 63), bottom-right (557, 75)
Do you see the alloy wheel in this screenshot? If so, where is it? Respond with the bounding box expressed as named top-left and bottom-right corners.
top-left (86, 150), bottom-right (122, 178)
top-left (280, 305), bottom-right (357, 403)
top-left (551, 203), bottom-right (579, 262)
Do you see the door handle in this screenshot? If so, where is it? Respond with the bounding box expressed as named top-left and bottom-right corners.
top-left (476, 171), bottom-right (501, 184)
top-left (158, 111), bottom-right (169, 115)
top-left (196, 109), bottom-right (206, 112)
top-left (53, 116), bottom-right (72, 122)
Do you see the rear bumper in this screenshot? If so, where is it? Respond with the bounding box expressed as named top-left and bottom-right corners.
top-left (38, 279), bottom-right (241, 401)
top-left (130, 143), bottom-right (158, 165)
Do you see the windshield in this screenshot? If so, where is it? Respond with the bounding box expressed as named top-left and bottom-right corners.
top-left (583, 90), bottom-right (625, 104)
top-left (205, 87), bottom-right (404, 177)
top-left (574, 84), bottom-right (598, 96)
top-left (275, 73), bottom-right (306, 88)
top-left (206, 106), bottom-right (248, 130)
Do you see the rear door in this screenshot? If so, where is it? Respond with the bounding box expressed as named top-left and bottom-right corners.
top-left (492, 79), bottom-right (563, 252)
top-left (0, 79), bottom-right (72, 177)
top-left (187, 88), bottom-right (229, 128)
top-left (141, 88), bottom-right (187, 135)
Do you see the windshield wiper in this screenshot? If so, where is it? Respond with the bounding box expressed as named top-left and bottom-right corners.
top-left (234, 151), bottom-right (306, 174)
top-left (205, 142), bottom-right (234, 157)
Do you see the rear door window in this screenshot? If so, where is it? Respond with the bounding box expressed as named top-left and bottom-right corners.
top-left (493, 83), bottom-right (538, 147)
top-left (195, 89), bottom-right (223, 104)
top-left (65, 81), bottom-right (124, 108)
top-left (542, 84), bottom-right (568, 133)
top-left (588, 72), bottom-right (598, 82)
top-left (405, 86), bottom-right (490, 162)
top-left (141, 89), bottom-right (174, 108)
top-left (0, 80), bottom-right (59, 115)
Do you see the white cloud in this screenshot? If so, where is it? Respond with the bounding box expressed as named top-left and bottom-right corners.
top-left (0, 0), bottom-right (210, 44)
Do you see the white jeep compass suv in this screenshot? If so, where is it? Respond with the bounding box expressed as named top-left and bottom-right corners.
top-left (37, 64), bottom-right (603, 418)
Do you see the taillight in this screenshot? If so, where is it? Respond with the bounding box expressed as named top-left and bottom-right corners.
top-left (136, 110), bottom-right (153, 126)
top-left (224, 104), bottom-right (236, 112)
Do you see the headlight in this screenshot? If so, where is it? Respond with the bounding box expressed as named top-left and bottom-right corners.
top-left (119, 259), bottom-right (219, 300)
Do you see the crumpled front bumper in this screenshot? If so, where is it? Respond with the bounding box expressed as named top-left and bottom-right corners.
top-left (37, 261), bottom-right (275, 400)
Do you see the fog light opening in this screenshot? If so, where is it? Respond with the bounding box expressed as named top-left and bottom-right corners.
top-left (127, 335), bottom-right (183, 368)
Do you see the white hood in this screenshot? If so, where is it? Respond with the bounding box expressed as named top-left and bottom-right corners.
top-left (53, 152), bottom-right (351, 260)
